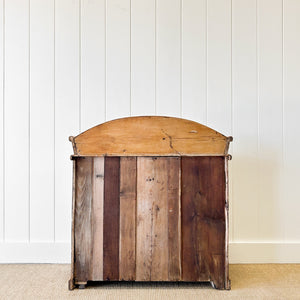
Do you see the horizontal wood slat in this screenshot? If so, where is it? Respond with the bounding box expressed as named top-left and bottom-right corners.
top-left (70, 116), bottom-right (231, 156)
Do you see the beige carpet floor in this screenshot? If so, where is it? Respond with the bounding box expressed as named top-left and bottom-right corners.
top-left (0, 264), bottom-right (299, 299)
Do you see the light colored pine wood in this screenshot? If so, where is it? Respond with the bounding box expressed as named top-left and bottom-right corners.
top-left (119, 157), bottom-right (137, 280)
top-left (136, 157), bottom-right (153, 281)
top-left (72, 116), bottom-right (230, 157)
top-left (91, 157), bottom-right (104, 281)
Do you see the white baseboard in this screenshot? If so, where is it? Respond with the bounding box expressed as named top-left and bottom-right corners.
top-left (1, 242), bottom-right (300, 264)
top-left (229, 242), bottom-right (300, 263)
top-left (0, 242), bottom-right (70, 263)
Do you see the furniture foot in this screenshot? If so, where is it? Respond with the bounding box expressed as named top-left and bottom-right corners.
top-left (210, 279), bottom-right (231, 290)
top-left (68, 279), bottom-right (75, 291)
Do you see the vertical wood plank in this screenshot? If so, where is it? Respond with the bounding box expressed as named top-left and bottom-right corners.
top-left (91, 157), bottom-right (104, 281)
top-left (0, 0), bottom-right (3, 242)
top-left (131, 0), bottom-right (155, 116)
top-left (74, 157), bottom-right (93, 283)
top-left (81, 0), bottom-right (106, 131)
top-left (150, 158), bottom-right (168, 281)
top-left (207, 0), bottom-right (231, 135)
top-left (55, 0), bottom-right (80, 242)
top-left (29, 0), bottom-right (55, 242)
top-left (103, 157), bottom-right (120, 280)
top-left (181, 157), bottom-right (226, 288)
top-left (119, 157), bottom-right (137, 280)
top-left (106, 0), bottom-right (130, 120)
top-left (136, 157), bottom-right (180, 281)
top-left (232, 0), bottom-right (259, 241)
top-left (167, 157), bottom-right (181, 281)
top-left (156, 0), bottom-right (181, 117)
top-left (136, 157), bottom-right (153, 281)
top-left (182, 0), bottom-right (207, 124)
top-left (4, 0), bottom-right (29, 241)
top-left (136, 157), bottom-right (168, 281)
top-left (257, 0), bottom-right (283, 240)
top-left (283, 0), bottom-right (300, 240)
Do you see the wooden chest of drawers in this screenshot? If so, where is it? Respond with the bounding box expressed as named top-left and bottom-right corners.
top-left (68, 116), bottom-right (232, 290)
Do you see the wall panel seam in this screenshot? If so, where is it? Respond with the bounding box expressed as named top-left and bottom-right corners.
top-left (28, 0), bottom-right (31, 243)
top-left (2, 0), bottom-right (5, 242)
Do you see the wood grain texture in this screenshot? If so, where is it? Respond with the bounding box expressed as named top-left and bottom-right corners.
top-left (136, 157), bottom-right (180, 281)
top-left (74, 157), bottom-right (93, 283)
top-left (69, 159), bottom-right (76, 290)
top-left (72, 116), bottom-right (230, 156)
top-left (103, 157), bottom-right (120, 281)
top-left (181, 157), bottom-right (227, 288)
top-left (91, 157), bottom-right (104, 281)
top-left (167, 157), bottom-right (181, 281)
top-left (119, 157), bottom-right (137, 280)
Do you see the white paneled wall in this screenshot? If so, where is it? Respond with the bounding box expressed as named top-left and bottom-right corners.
top-left (1, 0), bottom-right (300, 263)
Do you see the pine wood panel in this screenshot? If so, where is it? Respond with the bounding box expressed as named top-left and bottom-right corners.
top-left (167, 157), bottom-right (181, 281)
top-left (74, 157), bottom-right (93, 283)
top-left (181, 156), bottom-right (226, 288)
top-left (71, 116), bottom-right (230, 157)
top-left (136, 157), bottom-right (180, 281)
top-left (103, 157), bottom-right (120, 280)
top-left (119, 157), bottom-right (137, 280)
top-left (91, 157), bottom-right (104, 280)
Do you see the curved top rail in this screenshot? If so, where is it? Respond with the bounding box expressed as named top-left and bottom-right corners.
top-left (69, 116), bottom-right (232, 157)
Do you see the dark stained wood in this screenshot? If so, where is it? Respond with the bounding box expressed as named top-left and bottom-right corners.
top-left (181, 157), bottom-right (226, 288)
top-left (74, 157), bottom-right (93, 283)
top-left (103, 157), bottom-right (120, 281)
top-left (71, 116), bottom-right (231, 156)
top-left (167, 157), bottom-right (181, 281)
top-left (91, 157), bottom-right (104, 281)
top-left (119, 157), bottom-right (137, 280)
top-left (69, 159), bottom-right (76, 290)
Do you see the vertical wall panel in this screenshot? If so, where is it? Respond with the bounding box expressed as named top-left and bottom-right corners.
top-left (207, 0), bottom-right (231, 135)
top-left (30, 0), bottom-right (54, 242)
top-left (0, 0), bottom-right (3, 242)
top-left (232, 0), bottom-right (259, 241)
top-left (156, 0), bottom-right (181, 116)
top-left (81, 0), bottom-right (106, 131)
top-left (4, 0), bottom-right (29, 241)
top-left (55, 0), bottom-right (80, 242)
top-left (182, 0), bottom-right (207, 124)
top-left (283, 0), bottom-right (300, 240)
top-left (258, 0), bottom-right (283, 241)
top-left (106, 0), bottom-right (130, 120)
top-left (131, 0), bottom-right (155, 116)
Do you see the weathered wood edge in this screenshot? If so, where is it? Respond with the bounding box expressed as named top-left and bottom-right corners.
top-left (69, 159), bottom-right (76, 290)
top-left (70, 153), bottom-right (233, 159)
top-left (224, 156), bottom-right (231, 290)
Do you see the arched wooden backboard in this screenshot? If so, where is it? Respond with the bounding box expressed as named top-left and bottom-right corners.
top-left (69, 116), bottom-right (232, 156)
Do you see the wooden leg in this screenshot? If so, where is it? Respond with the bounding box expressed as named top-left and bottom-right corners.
top-left (68, 279), bottom-right (75, 291)
top-left (210, 279), bottom-right (231, 290)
